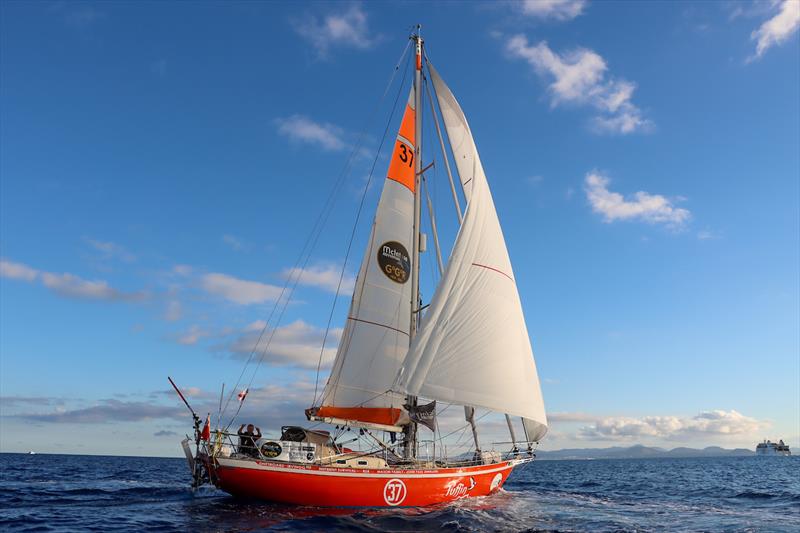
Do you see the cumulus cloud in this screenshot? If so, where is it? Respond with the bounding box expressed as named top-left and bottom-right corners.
top-left (275, 115), bottom-right (347, 151)
top-left (577, 410), bottom-right (768, 441)
top-left (749, 0), bottom-right (800, 61)
top-left (3, 384), bottom-right (319, 436)
top-left (0, 259), bottom-right (39, 281)
top-left (226, 319), bottom-right (341, 369)
top-left (506, 35), bottom-right (652, 134)
top-left (176, 325), bottom-right (212, 346)
top-left (584, 171), bottom-right (690, 227)
top-left (1, 259), bottom-right (146, 301)
top-left (283, 263), bottom-right (355, 294)
top-left (517, 0), bottom-right (587, 21)
top-left (41, 272), bottom-right (144, 301)
top-left (0, 396), bottom-right (67, 409)
top-left (14, 400), bottom-right (185, 424)
top-left (293, 3), bottom-right (376, 58)
top-left (200, 272), bottom-right (283, 305)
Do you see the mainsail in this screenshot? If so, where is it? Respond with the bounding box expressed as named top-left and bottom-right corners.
top-left (311, 87), bottom-right (418, 431)
top-left (395, 63), bottom-right (548, 441)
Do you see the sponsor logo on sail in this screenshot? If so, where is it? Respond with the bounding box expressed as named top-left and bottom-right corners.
top-left (377, 241), bottom-right (410, 284)
top-left (383, 478), bottom-right (407, 505)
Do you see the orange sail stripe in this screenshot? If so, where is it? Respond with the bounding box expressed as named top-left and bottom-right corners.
top-left (398, 104), bottom-right (415, 142)
top-left (387, 104), bottom-right (416, 193)
top-left (315, 406), bottom-right (404, 426)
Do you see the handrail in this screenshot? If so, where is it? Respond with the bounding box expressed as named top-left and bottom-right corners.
top-left (201, 431), bottom-right (537, 468)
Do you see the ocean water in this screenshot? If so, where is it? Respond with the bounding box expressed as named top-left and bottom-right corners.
top-left (0, 453), bottom-right (798, 532)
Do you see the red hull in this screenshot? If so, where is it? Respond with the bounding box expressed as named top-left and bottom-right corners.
top-left (211, 457), bottom-right (517, 507)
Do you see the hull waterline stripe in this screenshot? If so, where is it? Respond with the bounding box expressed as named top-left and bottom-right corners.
top-left (215, 458), bottom-right (515, 479)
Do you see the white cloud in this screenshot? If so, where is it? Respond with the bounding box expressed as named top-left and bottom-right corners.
top-left (526, 175), bottom-right (545, 186)
top-left (13, 399), bottom-right (184, 424)
top-left (578, 410), bottom-right (768, 441)
top-left (584, 171), bottom-right (691, 227)
top-left (176, 325), bottom-right (211, 346)
top-left (506, 35), bottom-right (652, 134)
top-left (697, 229), bottom-right (720, 240)
top-left (200, 273), bottom-right (283, 305)
top-left (2, 258), bottom-right (144, 301)
top-left (222, 234), bottom-right (248, 252)
top-left (283, 264), bottom-right (355, 294)
top-left (293, 3), bottom-right (375, 58)
top-left (172, 264), bottom-right (192, 276)
top-left (227, 319), bottom-right (341, 369)
top-left (0, 259), bottom-right (39, 281)
top-left (750, 0), bottom-right (800, 61)
top-left (518, 0), bottom-right (587, 21)
top-left (275, 115), bottom-right (347, 151)
top-left (40, 272), bottom-right (143, 301)
top-left (84, 238), bottom-right (136, 262)
top-left (163, 299), bottom-right (183, 321)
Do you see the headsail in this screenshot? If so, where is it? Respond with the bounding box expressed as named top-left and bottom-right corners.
top-left (395, 64), bottom-right (548, 441)
top-left (309, 87), bottom-right (418, 431)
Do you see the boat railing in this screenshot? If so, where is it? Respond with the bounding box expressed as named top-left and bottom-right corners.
top-left (196, 430), bottom-right (537, 467)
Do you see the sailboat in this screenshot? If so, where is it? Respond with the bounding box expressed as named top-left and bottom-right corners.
top-left (175, 28), bottom-right (547, 507)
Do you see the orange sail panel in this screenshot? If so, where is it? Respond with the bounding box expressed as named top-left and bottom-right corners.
top-left (387, 103), bottom-right (416, 193)
top-left (315, 406), bottom-right (405, 427)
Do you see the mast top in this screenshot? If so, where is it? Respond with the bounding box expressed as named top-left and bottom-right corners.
top-left (412, 25), bottom-right (423, 70)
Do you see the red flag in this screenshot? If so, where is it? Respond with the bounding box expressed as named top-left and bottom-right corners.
top-left (237, 388), bottom-right (248, 402)
top-left (201, 414), bottom-right (210, 441)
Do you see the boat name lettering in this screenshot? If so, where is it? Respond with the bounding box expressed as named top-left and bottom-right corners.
top-left (445, 477), bottom-right (476, 498)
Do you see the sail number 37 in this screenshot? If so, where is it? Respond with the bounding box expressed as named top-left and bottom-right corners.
top-left (397, 143), bottom-right (414, 167)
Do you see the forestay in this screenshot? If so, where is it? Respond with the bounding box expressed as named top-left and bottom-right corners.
top-left (395, 64), bottom-right (548, 441)
top-left (311, 88), bottom-right (418, 431)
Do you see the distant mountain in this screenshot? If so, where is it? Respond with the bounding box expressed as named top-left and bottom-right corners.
top-left (535, 444), bottom-right (754, 460)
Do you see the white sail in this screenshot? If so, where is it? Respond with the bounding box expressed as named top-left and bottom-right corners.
top-left (395, 64), bottom-right (548, 441)
top-left (312, 87), bottom-right (418, 431)
top-left (427, 64), bottom-right (479, 203)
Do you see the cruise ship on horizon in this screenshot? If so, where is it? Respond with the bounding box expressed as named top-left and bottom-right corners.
top-left (756, 440), bottom-right (791, 456)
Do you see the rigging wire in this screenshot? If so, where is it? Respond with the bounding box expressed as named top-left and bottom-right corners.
top-left (311, 49), bottom-right (414, 407)
top-left (220, 40), bottom-right (412, 424)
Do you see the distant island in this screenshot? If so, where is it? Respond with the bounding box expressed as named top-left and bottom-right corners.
top-left (535, 444), bottom-right (755, 460)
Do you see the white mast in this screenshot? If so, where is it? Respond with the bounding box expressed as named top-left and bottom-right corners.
top-left (404, 25), bottom-right (423, 459)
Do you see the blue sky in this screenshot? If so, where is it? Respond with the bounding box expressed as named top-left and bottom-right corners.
top-left (1, 0), bottom-right (798, 457)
